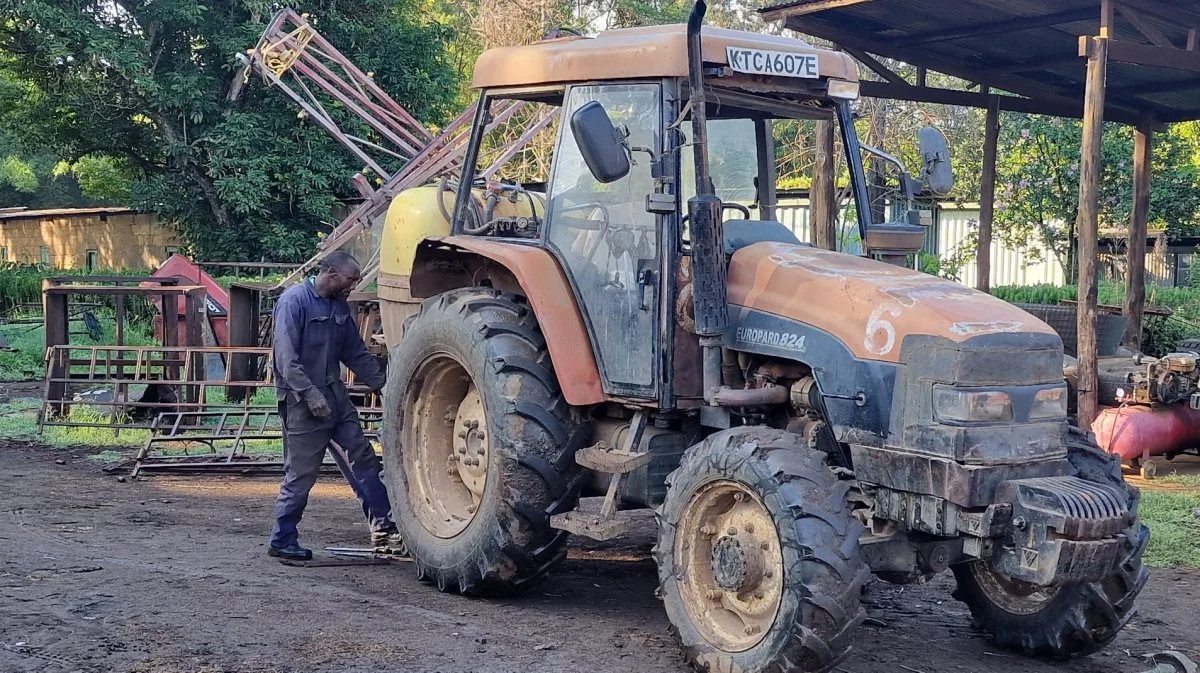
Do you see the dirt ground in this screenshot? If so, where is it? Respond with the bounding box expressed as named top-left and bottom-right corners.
top-left (2, 441), bottom-right (1198, 673)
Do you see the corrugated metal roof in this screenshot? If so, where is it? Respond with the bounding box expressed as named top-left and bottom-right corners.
top-left (0, 207), bottom-right (136, 222)
top-left (759, 0), bottom-right (1200, 124)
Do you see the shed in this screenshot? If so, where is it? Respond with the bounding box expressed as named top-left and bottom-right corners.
top-left (0, 207), bottom-right (181, 270)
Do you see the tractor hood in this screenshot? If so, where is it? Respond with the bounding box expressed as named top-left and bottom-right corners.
top-left (727, 242), bottom-right (1059, 364)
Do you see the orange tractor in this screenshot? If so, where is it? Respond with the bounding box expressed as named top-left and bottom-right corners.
top-left (371, 4), bottom-right (1147, 672)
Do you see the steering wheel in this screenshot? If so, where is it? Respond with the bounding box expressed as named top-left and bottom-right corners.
top-left (680, 202), bottom-right (752, 227)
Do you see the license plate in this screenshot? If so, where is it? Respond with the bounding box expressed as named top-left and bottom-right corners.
top-left (726, 47), bottom-right (819, 79)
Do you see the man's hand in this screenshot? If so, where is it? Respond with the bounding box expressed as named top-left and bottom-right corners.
top-left (303, 389), bottom-right (333, 420)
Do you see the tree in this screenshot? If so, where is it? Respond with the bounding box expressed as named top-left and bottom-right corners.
top-left (0, 0), bottom-right (458, 261)
top-left (993, 115), bottom-right (1200, 281)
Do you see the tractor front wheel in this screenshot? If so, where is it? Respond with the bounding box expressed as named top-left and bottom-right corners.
top-left (951, 426), bottom-right (1149, 657)
top-left (656, 427), bottom-right (869, 673)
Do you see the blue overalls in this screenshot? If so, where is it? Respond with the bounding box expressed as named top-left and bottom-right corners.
top-left (268, 279), bottom-right (395, 549)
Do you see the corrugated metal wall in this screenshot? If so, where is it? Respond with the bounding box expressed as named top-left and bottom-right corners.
top-left (771, 200), bottom-right (1068, 287)
top-left (762, 201), bottom-right (1192, 289)
top-left (937, 207), bottom-right (1067, 287)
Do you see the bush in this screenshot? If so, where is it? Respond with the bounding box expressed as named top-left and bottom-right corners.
top-left (0, 263), bottom-right (160, 324)
top-left (992, 282), bottom-right (1200, 355)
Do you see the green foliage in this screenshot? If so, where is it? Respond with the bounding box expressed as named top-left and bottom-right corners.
top-left (0, 263), bottom-right (152, 312)
top-left (1139, 481), bottom-right (1200, 568)
top-left (0, 154), bottom-right (38, 192)
top-left (0, 0), bottom-right (459, 261)
top-left (994, 116), bottom-right (1200, 279)
top-left (68, 155), bottom-right (135, 201)
top-left (991, 282), bottom-right (1200, 356)
top-left (0, 306), bottom-right (157, 381)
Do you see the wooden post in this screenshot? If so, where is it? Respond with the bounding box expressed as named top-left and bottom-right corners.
top-left (755, 118), bottom-right (777, 222)
top-left (811, 119), bottom-right (837, 250)
top-left (42, 280), bottom-right (69, 416)
top-left (976, 93), bottom-right (1000, 292)
top-left (1075, 31), bottom-right (1110, 430)
top-left (1122, 122), bottom-right (1153, 349)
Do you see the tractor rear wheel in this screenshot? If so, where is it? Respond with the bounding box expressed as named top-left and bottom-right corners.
top-left (656, 427), bottom-right (869, 673)
top-left (951, 426), bottom-right (1149, 657)
top-left (380, 288), bottom-right (585, 596)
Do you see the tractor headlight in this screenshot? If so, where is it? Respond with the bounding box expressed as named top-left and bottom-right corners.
top-left (933, 386), bottom-right (1013, 423)
top-left (1029, 385), bottom-right (1068, 420)
top-left (827, 78), bottom-right (860, 100)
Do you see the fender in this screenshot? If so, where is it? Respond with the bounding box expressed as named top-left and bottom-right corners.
top-left (404, 236), bottom-right (604, 406)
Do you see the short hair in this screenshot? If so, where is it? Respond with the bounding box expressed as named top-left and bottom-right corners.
top-left (320, 250), bottom-right (359, 274)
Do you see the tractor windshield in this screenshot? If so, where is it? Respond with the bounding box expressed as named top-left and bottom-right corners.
top-left (678, 101), bottom-right (855, 249)
top-left (680, 118), bottom-right (759, 204)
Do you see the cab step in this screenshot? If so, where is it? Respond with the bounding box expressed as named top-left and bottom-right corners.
top-left (574, 443), bottom-right (653, 474)
top-left (551, 410), bottom-right (649, 541)
top-left (549, 509), bottom-right (638, 541)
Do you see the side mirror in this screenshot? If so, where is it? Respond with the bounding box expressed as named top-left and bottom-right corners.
top-left (570, 101), bottom-right (631, 184)
top-left (918, 126), bottom-right (954, 196)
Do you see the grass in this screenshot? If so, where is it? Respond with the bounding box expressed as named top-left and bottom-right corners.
top-left (1, 309), bottom-right (158, 382)
top-left (0, 323), bottom-right (46, 381)
top-left (0, 399), bottom-right (151, 449)
top-left (1139, 474), bottom-right (1200, 568)
top-left (0, 396), bottom-right (285, 466)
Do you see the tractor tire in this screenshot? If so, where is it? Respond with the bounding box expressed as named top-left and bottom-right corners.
top-left (655, 427), bottom-right (869, 673)
top-left (380, 287), bottom-right (586, 596)
top-left (951, 426), bottom-right (1149, 658)
top-left (1176, 338), bottom-right (1200, 353)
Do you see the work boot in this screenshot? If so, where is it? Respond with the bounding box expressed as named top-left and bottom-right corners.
top-left (371, 529), bottom-right (407, 556)
top-left (268, 543), bottom-right (313, 561)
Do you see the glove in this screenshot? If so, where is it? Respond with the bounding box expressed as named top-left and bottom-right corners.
top-left (302, 388), bottom-right (332, 420)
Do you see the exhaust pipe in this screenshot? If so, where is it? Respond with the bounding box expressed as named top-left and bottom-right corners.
top-left (686, 0), bottom-right (727, 404)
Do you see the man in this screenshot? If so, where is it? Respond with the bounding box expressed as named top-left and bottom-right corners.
top-left (268, 250), bottom-right (401, 561)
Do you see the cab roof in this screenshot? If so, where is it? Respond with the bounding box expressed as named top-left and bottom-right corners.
top-left (471, 24), bottom-right (858, 91)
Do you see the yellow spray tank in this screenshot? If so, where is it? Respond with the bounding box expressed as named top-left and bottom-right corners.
top-left (376, 182), bottom-right (544, 347)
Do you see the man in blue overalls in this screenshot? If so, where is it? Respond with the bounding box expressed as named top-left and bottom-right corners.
top-left (267, 250), bottom-right (401, 561)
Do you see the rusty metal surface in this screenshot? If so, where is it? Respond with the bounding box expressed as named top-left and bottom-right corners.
top-left (412, 236), bottom-right (605, 406)
top-left (132, 409), bottom-right (283, 477)
top-left (726, 241), bottom-right (1056, 364)
top-left (471, 24), bottom-right (857, 90)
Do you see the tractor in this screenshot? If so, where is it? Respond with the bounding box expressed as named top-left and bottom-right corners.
top-left (373, 3), bottom-right (1148, 671)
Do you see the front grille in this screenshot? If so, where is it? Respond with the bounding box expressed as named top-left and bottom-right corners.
top-left (1014, 476), bottom-right (1127, 519)
top-left (998, 476), bottom-right (1131, 539)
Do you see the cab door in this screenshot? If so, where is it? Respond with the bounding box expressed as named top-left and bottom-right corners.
top-left (542, 83), bottom-right (664, 399)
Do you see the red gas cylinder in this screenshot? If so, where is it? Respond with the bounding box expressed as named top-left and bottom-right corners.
top-left (1092, 403), bottom-right (1200, 462)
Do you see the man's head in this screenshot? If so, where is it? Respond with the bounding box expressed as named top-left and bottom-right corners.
top-left (315, 251), bottom-right (362, 301)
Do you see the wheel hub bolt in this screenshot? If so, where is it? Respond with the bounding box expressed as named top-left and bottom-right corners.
top-left (727, 527), bottom-right (737, 536)
top-left (700, 526), bottom-right (716, 536)
top-left (705, 589), bottom-right (721, 600)
top-left (733, 492), bottom-right (744, 502)
top-left (753, 591), bottom-right (764, 600)
top-left (744, 523), bottom-right (754, 534)
top-left (760, 541), bottom-right (769, 551)
top-left (743, 625), bottom-right (760, 635)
